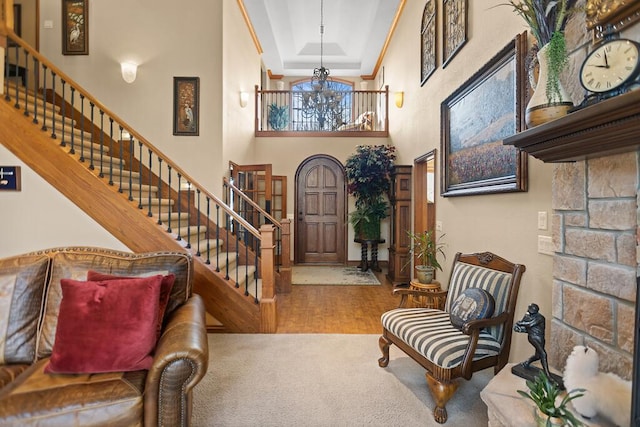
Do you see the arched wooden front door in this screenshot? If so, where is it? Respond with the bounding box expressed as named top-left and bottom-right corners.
top-left (294, 155), bottom-right (346, 264)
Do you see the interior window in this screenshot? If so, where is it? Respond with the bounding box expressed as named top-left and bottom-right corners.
top-left (290, 80), bottom-right (354, 131)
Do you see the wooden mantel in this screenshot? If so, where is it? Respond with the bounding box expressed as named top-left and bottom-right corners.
top-left (504, 90), bottom-right (640, 163)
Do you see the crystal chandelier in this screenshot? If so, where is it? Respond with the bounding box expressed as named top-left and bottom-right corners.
top-left (299, 0), bottom-right (345, 130)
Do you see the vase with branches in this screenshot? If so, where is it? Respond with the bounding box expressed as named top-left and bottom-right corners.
top-left (504, 0), bottom-right (577, 126)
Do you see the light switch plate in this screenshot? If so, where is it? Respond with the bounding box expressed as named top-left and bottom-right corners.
top-left (538, 235), bottom-right (554, 255)
top-left (44, 20), bottom-right (54, 29)
top-left (537, 211), bottom-right (548, 230)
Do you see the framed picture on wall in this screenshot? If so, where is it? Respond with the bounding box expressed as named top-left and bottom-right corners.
top-left (173, 77), bottom-right (200, 136)
top-left (62, 0), bottom-right (88, 55)
top-left (442, 0), bottom-right (467, 68)
top-left (441, 32), bottom-right (528, 197)
top-left (420, 0), bottom-right (437, 85)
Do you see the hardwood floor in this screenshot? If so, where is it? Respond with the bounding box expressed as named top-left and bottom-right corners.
top-left (276, 268), bottom-right (400, 334)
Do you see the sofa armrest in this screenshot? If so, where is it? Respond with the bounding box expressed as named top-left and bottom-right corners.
top-left (143, 294), bottom-right (209, 427)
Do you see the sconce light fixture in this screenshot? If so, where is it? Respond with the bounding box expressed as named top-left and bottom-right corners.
top-left (239, 91), bottom-right (249, 108)
top-left (120, 61), bottom-right (138, 84)
top-left (394, 91), bottom-right (404, 108)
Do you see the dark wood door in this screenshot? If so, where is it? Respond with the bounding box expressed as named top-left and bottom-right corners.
top-left (295, 155), bottom-right (346, 264)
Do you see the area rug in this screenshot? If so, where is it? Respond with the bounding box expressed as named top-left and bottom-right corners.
top-left (291, 266), bottom-right (380, 286)
top-left (191, 334), bottom-right (491, 426)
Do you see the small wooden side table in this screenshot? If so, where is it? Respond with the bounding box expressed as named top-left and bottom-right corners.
top-left (409, 280), bottom-right (444, 309)
top-left (354, 238), bottom-right (385, 272)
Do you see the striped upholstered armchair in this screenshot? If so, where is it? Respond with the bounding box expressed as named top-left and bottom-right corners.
top-left (378, 252), bottom-right (525, 424)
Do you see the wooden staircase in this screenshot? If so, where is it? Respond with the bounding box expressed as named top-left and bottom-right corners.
top-left (1, 36), bottom-right (287, 331)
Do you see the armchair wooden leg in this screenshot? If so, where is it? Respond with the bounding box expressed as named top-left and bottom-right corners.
top-left (378, 335), bottom-right (391, 367)
top-left (426, 372), bottom-right (458, 424)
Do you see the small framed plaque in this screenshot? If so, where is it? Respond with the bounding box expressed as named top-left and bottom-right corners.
top-left (0, 166), bottom-right (22, 191)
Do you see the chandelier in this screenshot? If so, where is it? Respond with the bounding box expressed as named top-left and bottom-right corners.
top-left (299, 0), bottom-right (345, 130)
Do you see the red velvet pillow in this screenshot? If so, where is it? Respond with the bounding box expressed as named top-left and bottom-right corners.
top-left (86, 270), bottom-right (176, 340)
top-left (45, 276), bottom-right (163, 374)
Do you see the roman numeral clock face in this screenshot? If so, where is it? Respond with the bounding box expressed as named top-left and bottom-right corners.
top-left (580, 39), bottom-right (640, 94)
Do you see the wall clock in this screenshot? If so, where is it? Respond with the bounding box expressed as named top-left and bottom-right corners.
top-left (579, 38), bottom-right (640, 100)
top-left (420, 0), bottom-right (437, 86)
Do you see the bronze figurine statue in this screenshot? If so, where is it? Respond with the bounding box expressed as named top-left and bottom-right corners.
top-left (512, 303), bottom-right (564, 388)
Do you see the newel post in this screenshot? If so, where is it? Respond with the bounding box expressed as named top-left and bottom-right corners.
top-left (279, 219), bottom-right (292, 293)
top-left (259, 224), bottom-right (277, 333)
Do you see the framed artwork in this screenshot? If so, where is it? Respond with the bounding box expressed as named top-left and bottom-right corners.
top-left (420, 0), bottom-right (437, 86)
top-left (8, 4), bottom-right (21, 47)
top-left (173, 77), bottom-right (200, 136)
top-left (62, 0), bottom-right (88, 55)
top-left (0, 166), bottom-right (22, 191)
top-left (586, 1), bottom-right (640, 38)
top-left (442, 0), bottom-right (467, 68)
top-left (441, 32), bottom-right (528, 197)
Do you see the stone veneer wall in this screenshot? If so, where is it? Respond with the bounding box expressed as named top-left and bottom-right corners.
top-left (549, 152), bottom-right (638, 380)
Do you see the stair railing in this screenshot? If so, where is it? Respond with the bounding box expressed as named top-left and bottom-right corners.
top-left (1, 29), bottom-right (276, 304)
top-left (223, 177), bottom-right (291, 292)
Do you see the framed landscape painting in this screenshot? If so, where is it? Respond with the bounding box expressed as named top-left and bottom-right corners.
top-left (440, 32), bottom-right (528, 197)
top-left (173, 77), bottom-right (200, 136)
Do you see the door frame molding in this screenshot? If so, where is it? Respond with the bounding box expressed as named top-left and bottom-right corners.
top-left (294, 154), bottom-right (347, 265)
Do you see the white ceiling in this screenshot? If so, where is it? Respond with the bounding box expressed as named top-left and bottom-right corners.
top-left (242, 0), bottom-right (402, 78)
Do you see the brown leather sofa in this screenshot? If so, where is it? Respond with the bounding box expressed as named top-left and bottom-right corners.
top-left (0, 247), bottom-right (209, 426)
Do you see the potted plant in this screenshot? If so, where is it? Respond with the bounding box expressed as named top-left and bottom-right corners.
top-left (403, 230), bottom-right (445, 284)
top-left (345, 145), bottom-right (396, 240)
top-left (503, 0), bottom-right (577, 126)
top-left (517, 371), bottom-right (585, 427)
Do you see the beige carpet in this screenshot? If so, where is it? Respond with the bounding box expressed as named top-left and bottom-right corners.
top-left (292, 266), bottom-right (380, 285)
top-left (191, 334), bottom-right (490, 426)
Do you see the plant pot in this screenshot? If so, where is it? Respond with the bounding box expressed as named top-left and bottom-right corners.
top-left (525, 43), bottom-right (573, 128)
top-left (415, 265), bottom-right (435, 284)
top-left (534, 408), bottom-right (564, 427)
top-left (354, 217), bottom-right (382, 241)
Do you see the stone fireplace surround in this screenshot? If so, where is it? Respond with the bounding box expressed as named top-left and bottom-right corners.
top-left (504, 85), bottom-right (640, 422)
top-left (550, 153), bottom-right (637, 380)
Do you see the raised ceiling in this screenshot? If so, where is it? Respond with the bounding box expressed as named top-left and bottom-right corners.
top-left (241, 0), bottom-right (403, 78)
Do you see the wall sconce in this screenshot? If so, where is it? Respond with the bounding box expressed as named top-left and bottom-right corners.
top-left (394, 91), bottom-right (404, 108)
top-left (120, 62), bottom-right (138, 84)
top-left (239, 91), bottom-right (249, 108)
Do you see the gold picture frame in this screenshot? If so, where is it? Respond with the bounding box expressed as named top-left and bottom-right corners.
top-left (586, 0), bottom-right (640, 35)
top-left (62, 0), bottom-right (88, 55)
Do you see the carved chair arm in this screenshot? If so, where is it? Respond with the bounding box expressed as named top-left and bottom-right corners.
top-left (460, 312), bottom-right (509, 335)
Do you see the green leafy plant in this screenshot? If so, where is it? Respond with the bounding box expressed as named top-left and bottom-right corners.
top-left (502, 0), bottom-right (577, 103)
top-left (268, 103), bottom-right (289, 130)
top-left (403, 230), bottom-right (446, 271)
top-left (345, 145), bottom-right (396, 239)
top-left (348, 198), bottom-right (388, 240)
top-left (517, 371), bottom-right (585, 427)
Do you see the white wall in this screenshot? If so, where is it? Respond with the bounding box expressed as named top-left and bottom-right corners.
top-left (0, 145), bottom-right (127, 257)
top-left (38, 0), bottom-right (225, 192)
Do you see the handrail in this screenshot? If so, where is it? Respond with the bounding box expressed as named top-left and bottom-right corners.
top-left (223, 177), bottom-right (281, 227)
top-left (3, 30), bottom-right (260, 239)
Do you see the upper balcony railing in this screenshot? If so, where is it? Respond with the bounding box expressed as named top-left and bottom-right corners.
top-left (254, 85), bottom-right (389, 137)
